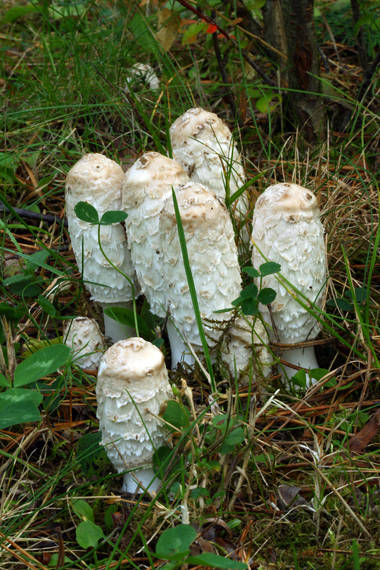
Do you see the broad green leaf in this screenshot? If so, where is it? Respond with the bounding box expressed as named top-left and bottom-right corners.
top-left (239, 283), bottom-right (258, 299)
top-left (162, 400), bottom-right (190, 429)
top-left (75, 520), bottom-right (104, 549)
top-left (0, 373), bottom-right (10, 388)
top-left (100, 210), bottom-right (128, 225)
top-left (74, 201), bottom-right (99, 224)
top-left (1, 4), bottom-right (40, 24)
top-left (223, 427), bottom-right (245, 446)
top-left (242, 266), bottom-right (260, 278)
top-left (72, 500), bottom-right (94, 522)
top-left (241, 298), bottom-right (259, 315)
top-left (103, 306), bottom-right (151, 340)
top-left (188, 552), bottom-right (248, 569)
top-left (0, 389), bottom-right (42, 429)
top-left (155, 524), bottom-right (197, 560)
top-left (14, 344), bottom-right (70, 387)
top-left (25, 249), bottom-right (50, 271)
top-left (259, 262), bottom-right (281, 276)
top-left (291, 369), bottom-right (307, 388)
top-left (182, 22), bottom-right (207, 44)
top-left (309, 368), bottom-right (329, 381)
top-left (257, 287), bottom-right (276, 305)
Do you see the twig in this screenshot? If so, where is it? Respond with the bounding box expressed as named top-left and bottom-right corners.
top-left (175, 0), bottom-right (275, 87)
top-left (0, 203), bottom-right (67, 227)
top-left (211, 28), bottom-right (239, 121)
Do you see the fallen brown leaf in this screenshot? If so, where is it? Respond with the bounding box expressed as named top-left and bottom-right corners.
top-left (349, 409), bottom-right (380, 453)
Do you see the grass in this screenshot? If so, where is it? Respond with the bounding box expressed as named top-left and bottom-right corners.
top-left (1, 1), bottom-right (379, 568)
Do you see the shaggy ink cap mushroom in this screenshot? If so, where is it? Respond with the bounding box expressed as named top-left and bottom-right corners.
top-left (96, 337), bottom-right (173, 494)
top-left (160, 181), bottom-right (242, 367)
top-left (251, 183), bottom-right (327, 388)
top-left (65, 153), bottom-right (140, 342)
top-left (220, 316), bottom-right (272, 387)
top-left (122, 152), bottom-right (189, 319)
top-left (64, 317), bottom-right (105, 370)
top-left (170, 107), bottom-right (248, 232)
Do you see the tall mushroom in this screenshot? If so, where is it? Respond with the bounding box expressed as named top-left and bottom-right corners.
top-left (64, 317), bottom-right (105, 370)
top-left (220, 315), bottom-right (272, 387)
top-left (251, 183), bottom-right (327, 388)
top-left (65, 153), bottom-right (139, 342)
top-left (96, 337), bottom-right (173, 493)
top-left (170, 107), bottom-right (248, 238)
top-left (121, 152), bottom-right (189, 321)
top-left (160, 182), bottom-right (242, 367)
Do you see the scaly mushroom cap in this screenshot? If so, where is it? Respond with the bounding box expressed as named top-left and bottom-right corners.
top-left (96, 338), bottom-right (172, 471)
top-left (65, 153), bottom-right (139, 304)
top-left (64, 317), bottom-right (105, 370)
top-left (160, 182), bottom-right (242, 347)
top-left (122, 152), bottom-right (189, 317)
top-left (169, 108), bottom-right (247, 215)
top-left (220, 316), bottom-right (272, 385)
top-left (251, 183), bottom-right (327, 344)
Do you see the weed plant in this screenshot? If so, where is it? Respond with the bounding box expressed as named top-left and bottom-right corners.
top-left (0, 1), bottom-right (379, 569)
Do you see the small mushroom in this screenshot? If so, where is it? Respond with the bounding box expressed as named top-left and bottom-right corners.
top-left (121, 152), bottom-right (189, 320)
top-left (170, 107), bottom-right (248, 237)
top-left (160, 182), bottom-right (242, 367)
top-left (220, 315), bottom-right (272, 387)
top-left (251, 183), bottom-right (327, 388)
top-left (96, 338), bottom-right (173, 493)
top-left (125, 63), bottom-right (160, 91)
top-left (65, 153), bottom-right (140, 342)
top-left (64, 317), bottom-right (105, 370)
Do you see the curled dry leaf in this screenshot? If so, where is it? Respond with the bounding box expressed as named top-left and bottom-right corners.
top-left (349, 409), bottom-right (380, 454)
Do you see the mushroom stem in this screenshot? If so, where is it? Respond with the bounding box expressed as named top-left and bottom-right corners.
top-left (122, 467), bottom-right (160, 494)
top-left (166, 321), bottom-right (196, 368)
top-left (101, 301), bottom-right (135, 343)
top-left (280, 347), bottom-right (319, 388)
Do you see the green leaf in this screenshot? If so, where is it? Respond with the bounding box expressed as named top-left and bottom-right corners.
top-left (0, 373), bottom-right (10, 388)
top-left (239, 283), bottom-right (258, 299)
top-left (220, 426), bottom-right (245, 453)
top-left (38, 295), bottom-right (56, 316)
top-left (257, 287), bottom-right (276, 305)
top-left (14, 344), bottom-right (70, 387)
top-left (103, 306), bottom-right (151, 340)
top-left (291, 369), bottom-right (307, 388)
top-left (309, 368), bottom-right (329, 381)
top-left (75, 520), bottom-right (104, 549)
top-left (0, 389), bottom-right (42, 429)
top-left (242, 266), bottom-right (260, 278)
top-left (162, 400), bottom-right (190, 429)
top-left (74, 201), bottom-right (99, 224)
top-left (190, 487), bottom-right (210, 500)
top-left (155, 524), bottom-right (197, 560)
top-left (129, 13), bottom-right (158, 53)
top-left (0, 303), bottom-right (24, 320)
top-left (1, 4), bottom-right (40, 24)
top-left (241, 298), bottom-right (259, 315)
top-left (25, 249), bottom-right (50, 272)
top-left (72, 500), bottom-right (94, 522)
top-left (187, 553), bottom-right (248, 569)
top-left (100, 210), bottom-right (128, 225)
top-left (153, 445), bottom-right (173, 478)
top-left (182, 22), bottom-right (207, 44)
top-left (259, 262), bottom-right (281, 276)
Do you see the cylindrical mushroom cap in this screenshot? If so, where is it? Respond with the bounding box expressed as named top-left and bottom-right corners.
top-left (251, 183), bottom-right (327, 344)
top-left (122, 152), bottom-right (189, 317)
top-left (96, 338), bottom-right (172, 471)
top-left (170, 108), bottom-right (246, 213)
top-left (64, 317), bottom-right (105, 370)
top-left (220, 316), bottom-right (272, 384)
top-left (160, 182), bottom-right (242, 346)
top-left (65, 153), bottom-right (139, 304)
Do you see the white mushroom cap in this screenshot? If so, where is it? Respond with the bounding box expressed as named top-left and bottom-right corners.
top-left (160, 182), bottom-right (242, 363)
top-left (65, 153), bottom-right (139, 305)
top-left (251, 182), bottom-right (326, 345)
top-left (96, 338), bottom-right (173, 492)
top-left (220, 316), bottom-right (272, 385)
top-left (122, 152), bottom-right (189, 318)
top-left (170, 108), bottom-right (247, 222)
top-left (64, 317), bottom-right (105, 370)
